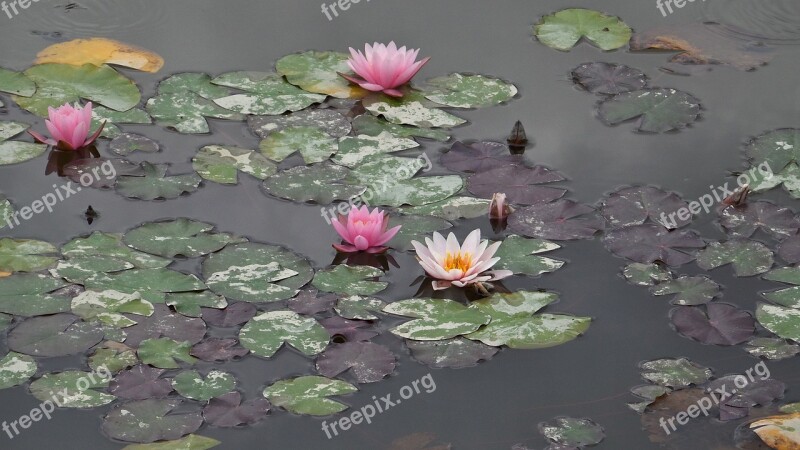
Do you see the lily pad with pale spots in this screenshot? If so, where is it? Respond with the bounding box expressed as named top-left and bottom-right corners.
top-left (71, 290), bottom-right (154, 328)
top-left (146, 91), bottom-right (244, 134)
top-left (335, 295), bottom-right (387, 320)
top-left (400, 196), bottom-right (492, 220)
top-left (389, 215), bottom-right (452, 252)
top-left (262, 162), bottom-right (366, 204)
top-left (0, 195), bottom-right (12, 231)
top-left (601, 185), bottom-right (689, 229)
top-left (598, 88), bottom-right (701, 133)
top-left (510, 200), bottom-right (604, 240)
top-left (84, 268), bottom-right (206, 304)
top-left (62, 231), bottom-right (171, 269)
top-left (202, 392), bottom-right (270, 428)
top-left (91, 106), bottom-right (152, 138)
top-left (333, 133), bottom-right (419, 168)
top-left (239, 311), bottom-right (329, 358)
top-left (157, 73), bottom-right (231, 99)
top-left (54, 255), bottom-right (127, 285)
top-left (423, 73), bottom-right (517, 108)
top-left (166, 292), bottom-right (227, 318)
top-left (263, 375), bottom-right (357, 416)
top-left (534, 8), bottom-right (632, 51)
top-left (122, 435), bottom-right (220, 450)
top-left (650, 276), bottom-right (720, 305)
top-left (124, 218), bottom-right (245, 259)
top-left (670, 303), bottom-right (755, 345)
top-left (363, 91), bottom-right (466, 129)
top-left (115, 162), bottom-right (202, 201)
top-left (719, 201), bottom-right (800, 238)
top-left (539, 417), bottom-right (605, 447)
top-left (756, 303), bottom-right (800, 341)
top-left (0, 273), bottom-right (70, 316)
top-left (137, 338), bottom-right (198, 369)
top-left (351, 114), bottom-right (450, 142)
top-left (102, 399), bottom-right (203, 444)
top-left (90, 342), bottom-right (139, 373)
top-left (761, 266), bottom-right (800, 309)
top-left (30, 370), bottom-right (114, 408)
top-left (383, 298), bottom-right (491, 341)
top-left (315, 342), bottom-right (396, 383)
top-left (602, 224), bottom-right (705, 266)
top-left (745, 338), bottom-right (800, 360)
top-left (248, 109), bottom-right (351, 139)
top-left (0, 67), bottom-right (35, 96)
top-left (406, 337), bottom-right (498, 369)
top-left (0, 121), bottom-right (47, 166)
top-left (696, 239), bottom-right (774, 277)
top-left (172, 370), bottom-right (235, 402)
top-left (0, 352), bottom-right (37, 390)
top-left (259, 126), bottom-right (338, 164)
top-left (276, 51), bottom-right (367, 99)
top-left (492, 235), bottom-right (564, 276)
top-left (744, 128), bottom-right (800, 174)
top-left (8, 313), bottom-right (104, 357)
top-left (211, 71), bottom-right (325, 115)
top-left (622, 263), bottom-right (672, 286)
top-left (640, 358), bottom-right (712, 388)
top-left (109, 133), bottom-right (160, 156)
top-left (312, 265), bottom-right (387, 296)
top-left (192, 145), bottom-right (276, 185)
top-left (0, 238), bottom-right (58, 272)
top-left (571, 62), bottom-right (647, 95)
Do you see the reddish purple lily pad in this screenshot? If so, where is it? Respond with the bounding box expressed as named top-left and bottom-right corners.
top-left (777, 232), bottom-right (800, 264)
top-left (201, 302), bottom-right (256, 327)
top-left (719, 201), bottom-right (800, 239)
top-left (191, 338), bottom-right (249, 362)
top-left (315, 341), bottom-right (396, 383)
top-left (288, 289), bottom-right (337, 315)
top-left (670, 303), bottom-right (755, 345)
top-left (468, 165), bottom-right (567, 205)
top-left (509, 199), bottom-right (604, 240)
top-left (319, 316), bottom-right (378, 342)
top-left (601, 185), bottom-right (689, 229)
top-left (109, 365), bottom-right (174, 400)
top-left (203, 391), bottom-right (270, 427)
top-left (603, 224), bottom-right (705, 266)
top-left (406, 337), bottom-right (499, 369)
top-left (571, 62), bottom-right (648, 95)
top-left (440, 141), bottom-right (523, 173)
top-left (7, 313), bottom-right (105, 357)
top-left (124, 304), bottom-right (207, 348)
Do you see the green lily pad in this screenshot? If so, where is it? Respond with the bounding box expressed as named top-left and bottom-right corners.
top-left (157, 73), bottom-right (230, 99)
top-left (0, 313), bottom-right (11, 330)
top-left (138, 338), bottom-right (198, 369)
top-left (116, 162), bottom-right (202, 200)
top-left (386, 215), bottom-right (452, 252)
top-left (780, 403), bottom-right (800, 414)
top-left (124, 218), bottom-right (245, 258)
top-left (172, 370), bottom-right (235, 402)
top-left (640, 358), bottom-right (713, 388)
top-left (62, 232), bottom-right (171, 269)
top-left (91, 106), bottom-right (152, 138)
top-left (622, 263), bottom-right (673, 286)
top-left (8, 313), bottom-right (105, 357)
top-left (0, 273), bottom-right (70, 316)
top-left (192, 145), bottom-right (276, 185)
top-left (0, 121), bottom-right (47, 166)
top-left (0, 238), bottom-right (58, 272)
top-left (202, 242), bottom-right (313, 303)
top-left (762, 266), bottom-right (800, 309)
top-left (696, 239), bottom-right (774, 277)
top-left (15, 63), bottom-right (140, 116)
top-left (492, 235), bottom-right (564, 276)
top-left (263, 375), bottom-right (357, 416)
top-left (102, 399), bottom-right (203, 444)
top-left (400, 196), bottom-right (491, 220)
top-left (312, 265), bottom-right (387, 296)
top-left (749, 162), bottom-right (800, 198)
top-left (89, 342), bottom-right (139, 373)
top-left (122, 435), bottom-right (220, 450)
top-left (146, 91), bottom-right (244, 134)
top-left (211, 71), bottom-right (325, 115)
top-left (534, 8), bottom-right (632, 51)
top-left (259, 126), bottom-right (338, 164)
top-left (0, 67), bottom-right (35, 96)
top-left (756, 303), bottom-right (800, 341)
top-left (239, 311), bottom-right (329, 358)
top-left (71, 290), bottom-right (154, 328)
top-left (649, 276), bottom-right (720, 305)
top-left (745, 337), bottom-right (800, 360)
top-left (51, 256), bottom-right (134, 283)
top-left (351, 114), bottom-right (450, 142)
top-left (165, 292), bottom-right (227, 318)
top-left (0, 195), bottom-right (13, 230)
top-left (363, 91), bottom-right (466, 128)
top-left (423, 73), bottom-right (517, 108)
top-left (598, 89), bottom-right (701, 133)
top-left (745, 128), bottom-right (800, 174)
top-left (275, 51), bottom-right (366, 99)
top-left (333, 133), bottom-right (419, 168)
top-left (249, 109), bottom-right (352, 139)
top-left (335, 295), bottom-right (387, 320)
top-left (383, 298), bottom-right (492, 341)
top-left (466, 291), bottom-right (590, 349)
top-left (85, 268), bottom-right (206, 303)
top-left (262, 162), bottom-right (366, 204)
top-left (539, 416), bottom-right (605, 447)
top-left (0, 352), bottom-right (37, 390)
top-left (30, 370), bottom-right (114, 408)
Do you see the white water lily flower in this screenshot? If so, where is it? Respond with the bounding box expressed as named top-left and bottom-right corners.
top-left (411, 229), bottom-right (513, 290)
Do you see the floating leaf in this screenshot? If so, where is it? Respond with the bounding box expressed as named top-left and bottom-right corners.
top-left (192, 145), bottom-right (276, 185)
top-left (539, 417), bottom-right (605, 447)
top-left (389, 215), bottom-right (452, 252)
top-left (333, 133), bottom-right (419, 168)
top-left (598, 89), bottom-right (701, 133)
top-left (761, 266), bottom-right (800, 309)
top-left (509, 199), bottom-right (604, 240)
top-left (696, 239), bottom-right (773, 277)
top-left (0, 352), bottom-right (37, 390)
top-left (423, 73), bottom-right (517, 108)
top-left (249, 109), bottom-right (351, 139)
top-left (351, 114), bottom-right (450, 142)
top-left (211, 71), bottom-right (325, 115)
top-left (123, 304), bottom-right (207, 348)
top-left (172, 370), bottom-right (235, 402)
top-left (601, 185), bottom-right (689, 229)
top-left (239, 311), bottom-right (329, 358)
top-left (0, 67), bottom-right (35, 96)
top-left (202, 302), bottom-right (256, 327)
top-left (116, 162), bottom-right (202, 200)
top-left (650, 276), bottom-right (720, 305)
top-left (534, 9), bottom-right (632, 51)
top-left (630, 23), bottom-right (774, 71)
top-left (622, 263), bottom-right (672, 286)
top-left (91, 106), bottom-right (152, 138)
top-left (401, 196), bottom-right (492, 220)
top-left (751, 412), bottom-right (800, 449)
top-left (406, 337), bottom-right (498, 369)
top-left (492, 235), bottom-right (564, 276)
top-left (319, 316), bottom-right (378, 342)
top-left (383, 298), bottom-right (491, 341)
top-left (85, 268), bottom-right (206, 303)
top-left (628, 385), bottom-right (670, 414)
top-left (719, 201), bottom-right (800, 238)
top-left (756, 303), bottom-right (800, 341)
top-left (71, 290), bottom-right (154, 328)
top-left (35, 38), bottom-right (164, 72)
top-left (89, 342), bottom-right (139, 373)
top-left (262, 162), bottom-right (365, 204)
top-left (109, 133), bottom-right (160, 156)
top-left (16, 64), bottom-right (140, 116)
top-left (276, 51), bottom-right (366, 98)
top-left (263, 375), bottom-right (357, 416)
top-left (312, 265), bottom-right (387, 296)
top-left (259, 126), bottom-right (338, 164)
top-left (745, 338), bottom-right (800, 361)
top-left (602, 224), bottom-right (705, 266)
top-left (640, 358), bottom-right (712, 388)
top-left (441, 141), bottom-right (523, 173)
top-left (0, 273), bottom-right (72, 316)
top-left (122, 435), bottom-right (220, 450)
top-left (288, 290), bottom-right (337, 316)
top-left (315, 342), bottom-right (396, 383)
top-left (335, 295), bottom-right (387, 320)
top-left (203, 242), bottom-right (312, 303)
top-left (124, 218), bottom-right (244, 258)
top-left (777, 233), bottom-right (800, 265)
top-left (102, 399), bottom-right (203, 444)
top-left (166, 292), bottom-right (227, 318)
top-left (708, 375), bottom-right (784, 420)
top-left (468, 165), bottom-right (566, 205)
top-left (749, 162), bottom-right (800, 198)
top-left (0, 238), bottom-right (58, 272)
top-left (30, 370), bottom-right (114, 408)
top-left (0, 195), bottom-right (13, 230)
top-left (363, 91), bottom-right (466, 128)
top-left (157, 73), bottom-right (230, 99)
top-left (62, 233), bottom-right (169, 271)
top-left (191, 338), bottom-right (249, 362)
top-left (671, 303), bottom-right (755, 345)
top-left (0, 121), bottom-right (47, 165)
top-left (138, 338), bottom-right (198, 369)
top-left (571, 62), bottom-right (647, 95)
top-left (7, 313), bottom-right (104, 357)
top-left (146, 91), bottom-right (243, 134)
top-left (203, 391), bottom-right (270, 428)
top-left (745, 128), bottom-right (799, 175)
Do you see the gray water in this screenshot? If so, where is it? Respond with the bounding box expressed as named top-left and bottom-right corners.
top-left (0, 0), bottom-right (799, 449)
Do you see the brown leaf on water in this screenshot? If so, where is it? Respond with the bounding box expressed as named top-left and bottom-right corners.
top-left (751, 412), bottom-right (800, 449)
top-left (35, 38), bottom-right (164, 73)
top-left (386, 432), bottom-right (452, 450)
top-left (0, 271), bottom-right (10, 278)
top-left (630, 23), bottom-right (773, 71)
top-left (642, 388), bottom-right (706, 444)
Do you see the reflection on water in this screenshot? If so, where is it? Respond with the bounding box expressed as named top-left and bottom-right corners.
top-left (25, 0), bottom-right (168, 38)
top-left (703, 0), bottom-right (800, 43)
top-left (44, 146), bottom-right (99, 176)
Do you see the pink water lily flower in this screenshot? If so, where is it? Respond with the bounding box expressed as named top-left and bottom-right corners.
top-left (28, 102), bottom-right (105, 151)
top-left (341, 41), bottom-right (430, 97)
top-left (331, 206), bottom-right (401, 253)
top-left (489, 193), bottom-right (514, 220)
top-left (411, 229), bottom-right (513, 290)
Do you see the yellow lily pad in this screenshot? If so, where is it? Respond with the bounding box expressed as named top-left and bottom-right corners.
top-left (35, 38), bottom-right (164, 73)
top-left (751, 412), bottom-right (800, 449)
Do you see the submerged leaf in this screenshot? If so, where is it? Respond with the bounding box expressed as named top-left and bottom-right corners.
top-left (406, 337), bottom-right (498, 369)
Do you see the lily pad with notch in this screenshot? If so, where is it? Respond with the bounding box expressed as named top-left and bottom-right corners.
top-left (670, 303), bottom-right (755, 345)
top-left (211, 71), bottom-right (325, 115)
top-left (603, 224), bottom-right (705, 266)
top-left (312, 265), bottom-right (387, 296)
top-left (262, 162), bottom-right (366, 205)
top-left (598, 88), bottom-right (701, 133)
top-left (422, 73), bottom-right (517, 108)
top-left (571, 62), bottom-right (647, 95)
top-left (263, 375), bottom-right (357, 416)
top-left (468, 165), bottom-right (566, 205)
top-left (650, 276), bottom-right (720, 305)
top-left (123, 218), bottom-right (246, 258)
top-left (600, 185), bottom-right (689, 229)
top-left (0, 121), bottom-right (47, 166)
top-left (534, 8), bottom-right (632, 51)
top-left (510, 199), bottom-right (604, 240)
top-left (192, 145), bottom-right (276, 185)
top-left (239, 311), bottom-right (329, 358)
top-left (383, 298), bottom-right (492, 341)
top-left (315, 341), bottom-right (396, 383)
top-left (102, 399), bottom-right (203, 444)
top-left (696, 239), bottom-right (773, 277)
top-left (115, 162), bottom-right (201, 200)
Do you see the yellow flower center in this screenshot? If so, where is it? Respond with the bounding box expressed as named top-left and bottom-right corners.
top-left (443, 252), bottom-right (472, 272)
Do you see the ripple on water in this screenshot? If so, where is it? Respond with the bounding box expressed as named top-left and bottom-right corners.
top-left (703, 0), bottom-right (800, 44)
